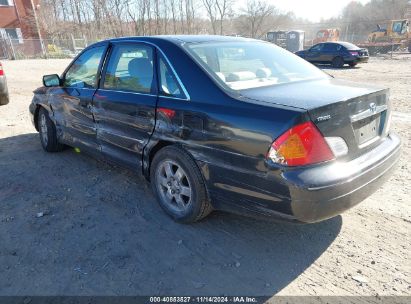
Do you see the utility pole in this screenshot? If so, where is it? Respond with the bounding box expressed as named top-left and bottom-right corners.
top-left (30, 0), bottom-right (46, 57)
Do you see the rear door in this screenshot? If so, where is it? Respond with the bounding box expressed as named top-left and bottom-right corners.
top-left (321, 43), bottom-right (339, 63)
top-left (49, 44), bottom-right (107, 152)
top-left (92, 42), bottom-right (157, 169)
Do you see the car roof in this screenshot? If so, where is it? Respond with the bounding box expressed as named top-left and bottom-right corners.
top-left (322, 41), bottom-right (360, 49)
top-left (106, 35), bottom-right (257, 45)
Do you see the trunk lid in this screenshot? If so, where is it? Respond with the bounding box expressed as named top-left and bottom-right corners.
top-left (241, 78), bottom-right (391, 160)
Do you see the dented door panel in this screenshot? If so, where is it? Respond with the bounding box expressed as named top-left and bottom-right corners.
top-left (93, 90), bottom-right (157, 169)
top-left (49, 87), bottom-right (99, 151)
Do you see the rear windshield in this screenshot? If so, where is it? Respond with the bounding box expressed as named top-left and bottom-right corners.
top-left (337, 42), bottom-right (360, 50)
top-left (183, 41), bottom-right (327, 91)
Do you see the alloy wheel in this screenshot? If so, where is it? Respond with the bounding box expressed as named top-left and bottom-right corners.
top-left (156, 160), bottom-right (192, 212)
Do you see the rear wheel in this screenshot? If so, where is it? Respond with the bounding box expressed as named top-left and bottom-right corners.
top-left (332, 56), bottom-right (344, 68)
top-left (150, 146), bottom-right (212, 223)
top-left (37, 107), bottom-right (64, 152)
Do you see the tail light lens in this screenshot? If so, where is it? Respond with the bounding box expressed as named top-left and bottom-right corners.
top-left (349, 51), bottom-right (359, 56)
top-left (267, 121), bottom-right (335, 166)
top-left (0, 63), bottom-right (4, 76)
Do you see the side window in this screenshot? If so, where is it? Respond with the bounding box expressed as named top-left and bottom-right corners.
top-left (158, 56), bottom-right (184, 99)
top-left (64, 46), bottom-right (105, 88)
top-left (103, 44), bottom-right (154, 94)
top-left (311, 44), bottom-right (323, 52)
top-left (323, 44), bottom-right (338, 51)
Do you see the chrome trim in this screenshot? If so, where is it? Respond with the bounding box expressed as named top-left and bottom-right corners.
top-left (97, 88), bottom-right (157, 98)
top-left (109, 39), bottom-right (190, 101)
top-left (160, 95), bottom-right (191, 101)
top-left (350, 104), bottom-right (387, 123)
top-left (156, 47), bottom-right (191, 101)
top-left (97, 88), bottom-right (189, 102)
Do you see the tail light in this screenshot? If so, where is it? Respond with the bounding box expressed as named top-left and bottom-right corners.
top-left (0, 63), bottom-right (4, 76)
top-left (267, 121), bottom-right (335, 166)
top-left (349, 51), bottom-right (359, 56)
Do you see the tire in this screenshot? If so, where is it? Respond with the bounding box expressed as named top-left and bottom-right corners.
top-left (332, 56), bottom-right (344, 68)
top-left (150, 146), bottom-right (212, 223)
top-left (37, 107), bottom-right (64, 152)
top-left (349, 62), bottom-right (357, 68)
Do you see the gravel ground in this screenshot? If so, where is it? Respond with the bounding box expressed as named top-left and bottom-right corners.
top-left (0, 55), bottom-right (410, 297)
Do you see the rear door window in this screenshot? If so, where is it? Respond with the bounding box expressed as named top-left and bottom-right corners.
top-left (323, 44), bottom-right (342, 52)
top-left (103, 44), bottom-right (154, 94)
top-left (158, 56), bottom-right (185, 99)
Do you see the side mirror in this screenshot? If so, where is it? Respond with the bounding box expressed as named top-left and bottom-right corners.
top-left (43, 74), bottom-right (61, 87)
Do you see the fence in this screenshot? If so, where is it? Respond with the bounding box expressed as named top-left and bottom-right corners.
top-left (0, 37), bottom-right (89, 60)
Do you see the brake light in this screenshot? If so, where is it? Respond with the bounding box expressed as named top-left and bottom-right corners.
top-left (0, 63), bottom-right (4, 76)
top-left (267, 121), bottom-right (335, 166)
top-left (349, 51), bottom-right (359, 56)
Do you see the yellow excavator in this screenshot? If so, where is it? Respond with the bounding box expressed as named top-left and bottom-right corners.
top-left (358, 19), bottom-right (411, 54)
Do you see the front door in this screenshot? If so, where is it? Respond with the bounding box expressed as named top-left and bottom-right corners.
top-left (93, 42), bottom-right (157, 169)
top-left (49, 45), bottom-right (107, 152)
top-left (306, 43), bottom-right (324, 63)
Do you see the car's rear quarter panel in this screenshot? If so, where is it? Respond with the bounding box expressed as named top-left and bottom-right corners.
top-left (147, 40), bottom-right (308, 218)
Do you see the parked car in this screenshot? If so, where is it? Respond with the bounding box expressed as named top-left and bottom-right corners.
top-left (0, 62), bottom-right (9, 106)
top-left (295, 41), bottom-right (369, 68)
top-left (29, 36), bottom-right (400, 224)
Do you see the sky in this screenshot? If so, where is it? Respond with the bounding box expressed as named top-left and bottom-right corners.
top-left (235, 0), bottom-right (371, 22)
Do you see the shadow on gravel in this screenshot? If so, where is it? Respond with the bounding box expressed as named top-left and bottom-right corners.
top-left (318, 64), bottom-right (360, 71)
top-left (0, 133), bottom-right (342, 297)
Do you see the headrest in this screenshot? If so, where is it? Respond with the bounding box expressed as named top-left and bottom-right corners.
top-left (256, 68), bottom-right (272, 78)
top-left (226, 71), bottom-right (256, 82)
top-left (215, 72), bottom-right (226, 82)
top-left (128, 57), bottom-right (153, 78)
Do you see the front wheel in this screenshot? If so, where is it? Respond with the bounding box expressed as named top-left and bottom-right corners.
top-left (150, 146), bottom-right (212, 223)
top-left (349, 62), bottom-right (357, 68)
top-left (37, 107), bottom-right (64, 152)
top-left (332, 56), bottom-right (344, 68)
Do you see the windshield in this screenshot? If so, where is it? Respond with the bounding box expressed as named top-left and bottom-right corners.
top-left (184, 41), bottom-right (327, 91)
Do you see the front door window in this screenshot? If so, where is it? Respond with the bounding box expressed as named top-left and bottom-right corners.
top-left (64, 46), bottom-right (105, 89)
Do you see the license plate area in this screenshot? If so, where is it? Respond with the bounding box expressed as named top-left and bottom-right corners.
top-left (352, 113), bottom-right (382, 146)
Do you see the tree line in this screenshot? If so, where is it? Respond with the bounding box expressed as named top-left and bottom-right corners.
top-left (35, 0), bottom-right (410, 43)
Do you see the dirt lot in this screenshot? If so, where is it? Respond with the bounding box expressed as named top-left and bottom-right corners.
top-left (0, 56), bottom-right (410, 297)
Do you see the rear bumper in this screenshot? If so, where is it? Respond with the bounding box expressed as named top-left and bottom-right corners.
top-left (283, 133), bottom-right (401, 223)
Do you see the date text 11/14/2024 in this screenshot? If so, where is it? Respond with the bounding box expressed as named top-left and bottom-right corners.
top-left (149, 296), bottom-right (258, 303)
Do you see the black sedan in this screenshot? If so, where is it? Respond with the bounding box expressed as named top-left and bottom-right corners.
top-left (0, 62), bottom-right (9, 105)
top-left (29, 36), bottom-right (400, 223)
top-left (295, 41), bottom-right (369, 68)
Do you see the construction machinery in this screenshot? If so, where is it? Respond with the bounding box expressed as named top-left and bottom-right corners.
top-left (358, 19), bottom-right (411, 55)
top-left (312, 29), bottom-right (340, 45)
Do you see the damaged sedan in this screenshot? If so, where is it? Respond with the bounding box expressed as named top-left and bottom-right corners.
top-left (29, 36), bottom-right (400, 223)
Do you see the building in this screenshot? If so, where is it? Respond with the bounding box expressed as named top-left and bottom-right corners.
top-left (0, 0), bottom-right (42, 58)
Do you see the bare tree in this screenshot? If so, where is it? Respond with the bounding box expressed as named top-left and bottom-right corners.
top-left (215, 0), bottom-right (233, 35)
top-left (202, 0), bottom-right (217, 34)
top-left (237, 0), bottom-right (275, 38)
